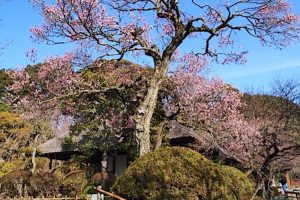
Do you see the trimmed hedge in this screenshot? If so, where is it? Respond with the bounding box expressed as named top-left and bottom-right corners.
top-left (0, 169), bottom-right (88, 198)
top-left (113, 147), bottom-right (253, 200)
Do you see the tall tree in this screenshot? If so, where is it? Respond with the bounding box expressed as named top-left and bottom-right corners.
top-left (242, 92), bottom-right (300, 199)
top-left (21, 0), bottom-right (300, 155)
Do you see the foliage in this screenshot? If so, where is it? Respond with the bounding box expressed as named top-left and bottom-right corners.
top-left (0, 109), bottom-right (56, 196)
top-left (8, 61), bottom-right (143, 158)
top-left (0, 170), bottom-right (61, 198)
top-left (0, 110), bottom-right (52, 165)
top-left (0, 69), bottom-right (12, 98)
top-left (0, 158), bottom-right (48, 186)
top-left (30, 172), bottom-right (61, 197)
top-left (0, 102), bottom-right (10, 112)
top-left (242, 93), bottom-right (300, 199)
top-left (0, 111), bottom-right (33, 160)
top-left (0, 158), bottom-right (29, 178)
top-left (0, 69), bottom-right (12, 112)
top-left (0, 170), bottom-right (32, 198)
top-left (82, 185), bottom-right (94, 194)
top-left (167, 61), bottom-right (262, 167)
top-left (0, 160), bottom-right (88, 198)
top-left (243, 93), bottom-right (300, 170)
top-left (0, 157), bottom-right (48, 178)
top-left (60, 170), bottom-right (88, 197)
top-left (8, 58), bottom-right (261, 167)
top-left (68, 61), bottom-right (148, 156)
top-left (113, 147), bottom-right (253, 200)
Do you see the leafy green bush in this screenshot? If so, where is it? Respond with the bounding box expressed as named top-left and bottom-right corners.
top-left (0, 157), bottom-right (48, 178)
top-left (30, 172), bottom-right (62, 197)
top-left (113, 147), bottom-right (253, 200)
top-left (0, 168), bottom-right (88, 198)
top-left (0, 170), bottom-right (63, 198)
top-left (0, 159), bottom-right (26, 178)
top-left (0, 170), bottom-right (31, 198)
top-left (61, 170), bottom-right (88, 197)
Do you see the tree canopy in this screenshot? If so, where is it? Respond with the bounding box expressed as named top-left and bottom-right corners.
top-left (25, 0), bottom-right (300, 155)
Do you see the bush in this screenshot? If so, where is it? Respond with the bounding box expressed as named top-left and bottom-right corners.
top-left (30, 172), bottom-right (61, 197)
top-left (113, 147), bottom-right (253, 200)
top-left (0, 170), bottom-right (62, 198)
top-left (0, 170), bottom-right (31, 198)
top-left (0, 169), bottom-right (88, 198)
top-left (61, 170), bottom-right (88, 197)
top-left (0, 159), bottom-right (26, 178)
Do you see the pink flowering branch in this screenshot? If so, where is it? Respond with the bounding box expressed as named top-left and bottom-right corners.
top-left (166, 53), bottom-right (263, 168)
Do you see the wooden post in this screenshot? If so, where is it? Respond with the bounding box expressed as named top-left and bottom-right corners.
top-left (94, 186), bottom-right (126, 200)
top-left (49, 158), bottom-right (53, 170)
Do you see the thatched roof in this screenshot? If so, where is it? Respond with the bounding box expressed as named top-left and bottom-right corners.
top-left (38, 116), bottom-right (81, 160)
top-left (167, 120), bottom-right (249, 169)
top-left (39, 137), bottom-right (65, 154)
top-left (168, 120), bottom-right (201, 140)
top-left (38, 135), bottom-right (80, 154)
top-left (273, 148), bottom-right (300, 172)
top-left (167, 120), bottom-right (212, 150)
top-left (38, 130), bottom-right (81, 160)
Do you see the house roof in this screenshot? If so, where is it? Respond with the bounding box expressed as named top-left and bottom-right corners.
top-left (38, 135), bottom-right (80, 154)
top-left (37, 131), bottom-right (81, 160)
top-left (38, 116), bottom-right (78, 156)
top-left (167, 120), bottom-right (212, 148)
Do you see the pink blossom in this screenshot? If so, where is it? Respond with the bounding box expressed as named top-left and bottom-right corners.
top-left (30, 26), bottom-right (46, 41)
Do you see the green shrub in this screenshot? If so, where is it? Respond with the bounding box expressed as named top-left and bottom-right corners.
top-left (0, 170), bottom-right (31, 197)
top-left (30, 172), bottom-right (61, 197)
top-left (113, 147), bottom-right (253, 200)
top-left (61, 170), bottom-right (88, 197)
top-left (0, 159), bottom-right (24, 178)
top-left (0, 158), bottom-right (48, 178)
top-left (0, 170), bottom-right (62, 198)
top-left (0, 169), bottom-right (88, 198)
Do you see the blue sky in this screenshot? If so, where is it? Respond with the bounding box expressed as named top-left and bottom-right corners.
top-left (0, 0), bottom-right (299, 92)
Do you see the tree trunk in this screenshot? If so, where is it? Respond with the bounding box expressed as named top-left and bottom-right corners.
top-left (245, 169), bottom-right (253, 177)
top-left (135, 65), bottom-right (167, 156)
top-left (101, 151), bottom-right (108, 173)
top-left (154, 121), bottom-right (167, 150)
top-left (154, 130), bottom-right (163, 151)
top-left (100, 151), bottom-right (108, 187)
top-left (261, 167), bottom-right (273, 200)
top-left (31, 134), bottom-right (40, 173)
top-left (250, 182), bottom-right (263, 200)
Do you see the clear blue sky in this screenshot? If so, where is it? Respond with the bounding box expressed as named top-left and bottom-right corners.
top-left (0, 0), bottom-right (299, 91)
